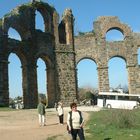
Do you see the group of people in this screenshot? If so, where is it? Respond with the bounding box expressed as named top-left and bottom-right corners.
top-left (37, 100), bottom-right (85, 140)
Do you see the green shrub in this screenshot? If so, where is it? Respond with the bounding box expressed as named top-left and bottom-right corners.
top-left (85, 109), bottom-right (140, 140)
top-left (105, 109), bottom-right (136, 128)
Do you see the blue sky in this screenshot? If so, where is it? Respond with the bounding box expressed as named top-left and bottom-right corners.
top-left (1, 0), bottom-right (140, 98)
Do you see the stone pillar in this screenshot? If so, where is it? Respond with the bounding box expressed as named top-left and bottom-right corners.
top-left (97, 66), bottom-right (109, 92)
top-left (53, 11), bottom-right (59, 44)
top-left (63, 9), bottom-right (74, 45)
top-left (0, 59), bottom-right (9, 107)
top-left (127, 65), bottom-right (136, 94)
top-left (55, 49), bottom-right (77, 106)
top-left (55, 9), bottom-right (76, 106)
top-left (0, 33), bottom-right (9, 107)
top-left (135, 66), bottom-right (140, 94)
top-left (46, 67), bottom-right (56, 107)
top-left (21, 63), bottom-right (38, 108)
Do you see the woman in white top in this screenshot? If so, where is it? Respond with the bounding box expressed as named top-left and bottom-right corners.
top-left (57, 101), bottom-right (64, 125)
top-left (67, 102), bottom-right (85, 140)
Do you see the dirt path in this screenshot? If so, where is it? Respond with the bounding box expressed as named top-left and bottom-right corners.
top-left (0, 106), bottom-right (99, 140)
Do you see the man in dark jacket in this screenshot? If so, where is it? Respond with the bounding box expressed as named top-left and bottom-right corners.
top-left (37, 100), bottom-right (46, 126)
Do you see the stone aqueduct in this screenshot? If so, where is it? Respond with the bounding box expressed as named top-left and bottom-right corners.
top-left (0, 1), bottom-right (140, 108)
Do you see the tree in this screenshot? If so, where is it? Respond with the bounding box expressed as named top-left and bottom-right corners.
top-left (123, 85), bottom-right (129, 93)
top-left (78, 87), bottom-right (98, 101)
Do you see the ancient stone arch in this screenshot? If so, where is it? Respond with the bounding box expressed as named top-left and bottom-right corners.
top-left (0, 1), bottom-right (76, 108)
top-left (0, 1), bottom-right (140, 108)
top-left (75, 16), bottom-right (140, 95)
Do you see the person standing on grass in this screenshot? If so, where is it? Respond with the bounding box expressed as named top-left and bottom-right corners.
top-left (57, 101), bottom-right (64, 125)
top-left (67, 102), bottom-right (85, 140)
top-left (37, 99), bottom-right (46, 126)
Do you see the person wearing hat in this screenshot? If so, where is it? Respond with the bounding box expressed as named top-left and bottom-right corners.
top-left (57, 101), bottom-right (64, 125)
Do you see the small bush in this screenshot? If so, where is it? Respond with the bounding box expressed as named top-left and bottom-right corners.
top-left (105, 109), bottom-right (136, 128)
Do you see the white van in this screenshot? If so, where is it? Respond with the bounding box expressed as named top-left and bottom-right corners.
top-left (97, 92), bottom-right (140, 110)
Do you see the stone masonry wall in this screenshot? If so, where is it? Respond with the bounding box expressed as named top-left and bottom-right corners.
top-left (75, 16), bottom-right (140, 95)
top-left (0, 2), bottom-right (140, 108)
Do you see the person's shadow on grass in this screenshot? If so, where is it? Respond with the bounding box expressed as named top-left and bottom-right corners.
top-left (104, 138), bottom-right (112, 140)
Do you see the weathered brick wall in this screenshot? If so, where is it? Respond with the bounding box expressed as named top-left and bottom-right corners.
top-left (75, 16), bottom-right (140, 95)
top-left (0, 2), bottom-right (140, 108)
top-left (0, 2), bottom-right (77, 108)
top-left (55, 44), bottom-right (77, 105)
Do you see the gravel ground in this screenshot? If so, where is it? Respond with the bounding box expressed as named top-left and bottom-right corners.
top-left (0, 106), bottom-right (100, 140)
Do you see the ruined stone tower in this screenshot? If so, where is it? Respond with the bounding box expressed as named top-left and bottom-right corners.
top-left (0, 1), bottom-right (77, 108)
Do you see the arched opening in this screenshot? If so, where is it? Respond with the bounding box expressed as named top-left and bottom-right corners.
top-left (8, 53), bottom-right (23, 109)
top-left (138, 48), bottom-right (140, 65)
top-left (35, 10), bottom-right (45, 32)
top-left (8, 27), bottom-right (21, 41)
top-left (108, 57), bottom-right (128, 93)
top-left (37, 58), bottom-right (47, 104)
top-left (77, 58), bottom-right (98, 105)
top-left (106, 29), bottom-right (124, 41)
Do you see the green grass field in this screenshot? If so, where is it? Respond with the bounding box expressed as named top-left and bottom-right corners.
top-left (0, 107), bottom-right (15, 111)
top-left (85, 108), bottom-right (140, 140)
